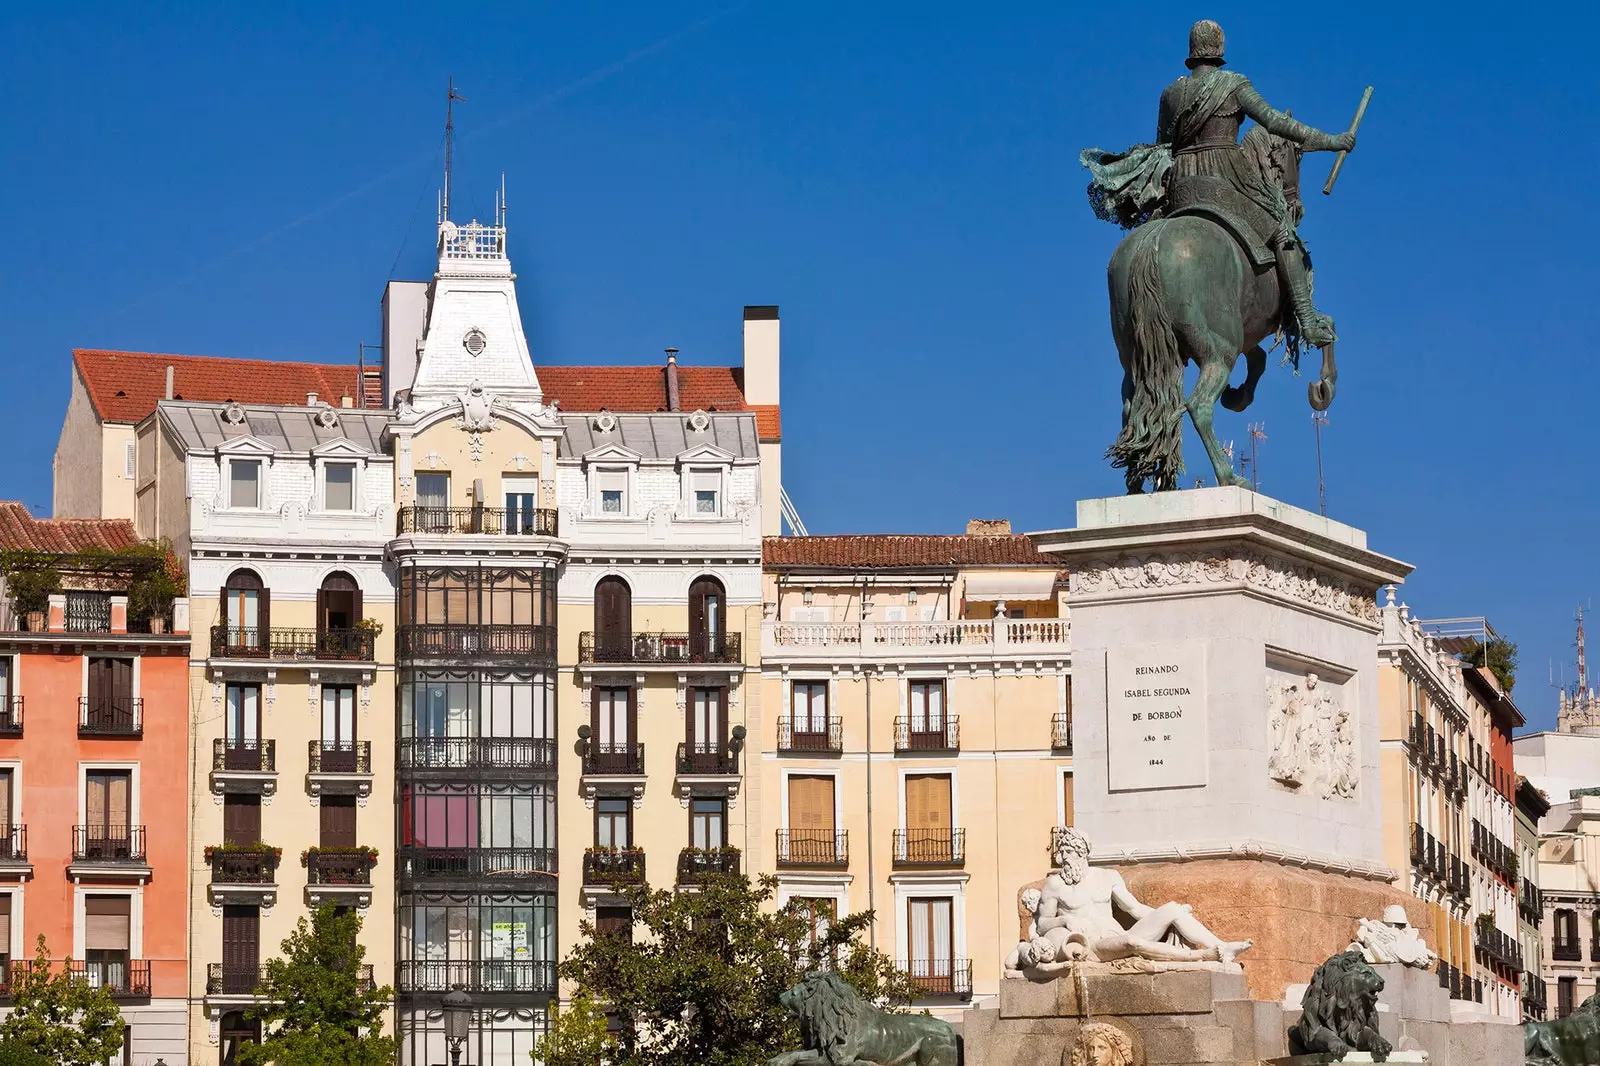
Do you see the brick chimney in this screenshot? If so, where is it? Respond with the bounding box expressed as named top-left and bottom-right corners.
top-left (664, 348), bottom-right (681, 412)
top-left (966, 519), bottom-right (1012, 536)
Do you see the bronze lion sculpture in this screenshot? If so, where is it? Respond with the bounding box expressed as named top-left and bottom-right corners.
top-left (1288, 951), bottom-right (1391, 1062)
top-left (1526, 992), bottom-right (1600, 1066)
top-left (766, 970), bottom-right (959, 1066)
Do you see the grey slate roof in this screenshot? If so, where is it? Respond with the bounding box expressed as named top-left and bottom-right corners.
top-left (558, 412), bottom-right (760, 460)
top-left (158, 400), bottom-right (392, 455)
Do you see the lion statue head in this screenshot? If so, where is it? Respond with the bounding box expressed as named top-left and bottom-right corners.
top-left (1288, 951), bottom-right (1392, 1061)
top-left (778, 971), bottom-right (864, 1061)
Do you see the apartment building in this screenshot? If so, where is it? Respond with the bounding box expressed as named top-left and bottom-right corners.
top-left (0, 502), bottom-right (191, 1063)
top-left (138, 400), bottom-right (397, 1063)
top-left (756, 525), bottom-right (1070, 1015)
top-left (56, 349), bottom-right (377, 527)
top-left (1517, 777), bottom-right (1550, 1020)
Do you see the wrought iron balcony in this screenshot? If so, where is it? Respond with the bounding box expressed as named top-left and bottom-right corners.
top-left (583, 742), bottom-right (644, 775)
top-left (396, 959), bottom-right (557, 995)
top-left (78, 696), bottom-right (141, 737)
top-left (1051, 712), bottom-right (1073, 752)
top-left (304, 847), bottom-right (376, 885)
top-left (777, 830), bottom-right (848, 868)
top-left (1553, 940), bottom-right (1583, 962)
top-left (209, 626), bottom-right (375, 661)
top-left (73, 825), bottom-right (146, 863)
top-left (398, 846), bottom-right (556, 884)
top-left (207, 847), bottom-right (281, 884)
top-left (902, 958), bottom-right (972, 1000)
top-left (396, 623), bottom-right (557, 661)
top-left (0, 826), bottom-right (24, 863)
top-left (778, 718), bottom-right (842, 753)
top-left (213, 739), bottom-right (276, 773)
top-left (397, 505), bottom-right (559, 538)
top-left (206, 962), bottom-right (374, 996)
top-left (583, 847), bottom-right (646, 886)
top-left (0, 696), bottom-right (21, 737)
top-left (308, 741), bottom-right (372, 775)
top-left (676, 847), bottom-right (741, 884)
top-left (398, 737), bottom-right (556, 771)
top-left (579, 631), bottom-right (743, 665)
top-left (893, 828), bottom-right (965, 867)
top-left (893, 717), bottom-right (960, 753)
top-left (676, 742), bottom-right (738, 776)
top-left (70, 958), bottom-right (150, 999)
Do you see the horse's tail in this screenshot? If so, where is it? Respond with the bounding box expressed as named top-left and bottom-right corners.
top-left (1107, 223), bottom-right (1185, 489)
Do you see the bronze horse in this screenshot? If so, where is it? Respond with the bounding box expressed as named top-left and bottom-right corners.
top-left (1105, 132), bottom-right (1337, 493)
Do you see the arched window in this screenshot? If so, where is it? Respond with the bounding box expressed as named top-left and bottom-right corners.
top-left (220, 1010), bottom-right (259, 1065)
top-left (594, 577), bottom-right (632, 661)
top-left (221, 569), bottom-right (267, 654)
top-left (319, 571), bottom-right (363, 633)
top-left (688, 576), bottom-right (726, 660)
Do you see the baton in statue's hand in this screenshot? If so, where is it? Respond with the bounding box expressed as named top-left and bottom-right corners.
top-left (1322, 85), bottom-right (1374, 196)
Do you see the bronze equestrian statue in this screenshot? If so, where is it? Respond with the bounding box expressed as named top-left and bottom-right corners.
top-left (1082, 20), bottom-right (1364, 493)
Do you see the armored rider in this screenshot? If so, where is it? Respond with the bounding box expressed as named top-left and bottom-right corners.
top-left (1161, 20), bottom-right (1353, 347)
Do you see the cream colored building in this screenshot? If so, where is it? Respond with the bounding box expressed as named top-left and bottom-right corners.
top-left (756, 524), bottom-right (1070, 1016)
top-left (149, 399), bottom-right (397, 1062)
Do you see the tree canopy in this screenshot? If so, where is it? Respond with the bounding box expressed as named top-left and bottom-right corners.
top-left (537, 873), bottom-right (925, 1066)
top-left (239, 904), bottom-right (397, 1066)
top-left (1462, 636), bottom-right (1519, 693)
top-left (0, 935), bottom-right (125, 1066)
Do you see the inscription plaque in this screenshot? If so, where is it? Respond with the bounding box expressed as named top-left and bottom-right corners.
top-left (1105, 640), bottom-right (1208, 791)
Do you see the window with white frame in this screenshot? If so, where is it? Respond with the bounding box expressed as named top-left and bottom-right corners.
top-left (229, 459), bottom-right (262, 509)
top-left (691, 469), bottom-right (721, 515)
top-left (323, 462), bottom-right (356, 511)
top-left (595, 469), bottom-right (628, 515)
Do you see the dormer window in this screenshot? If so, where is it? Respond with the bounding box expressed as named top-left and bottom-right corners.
top-left (324, 462), bottom-right (356, 511)
top-left (230, 460), bottom-right (261, 509)
top-left (596, 469), bottom-right (628, 516)
top-left (692, 470), bottom-right (720, 515)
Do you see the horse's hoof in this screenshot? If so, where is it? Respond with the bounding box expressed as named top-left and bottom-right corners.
top-left (1220, 386), bottom-right (1252, 413)
top-left (1308, 380), bottom-right (1335, 411)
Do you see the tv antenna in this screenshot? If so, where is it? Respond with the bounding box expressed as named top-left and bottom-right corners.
top-left (441, 77), bottom-right (467, 223)
top-left (1312, 411), bottom-right (1329, 516)
top-left (1239, 422), bottom-right (1267, 492)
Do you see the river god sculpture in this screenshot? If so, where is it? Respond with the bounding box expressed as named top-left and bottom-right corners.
top-left (1348, 906), bottom-right (1437, 969)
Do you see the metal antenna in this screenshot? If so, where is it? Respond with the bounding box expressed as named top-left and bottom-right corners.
top-left (1580, 605), bottom-right (1589, 694)
top-left (1240, 423), bottom-right (1267, 492)
top-left (1312, 411), bottom-right (1329, 516)
top-left (442, 77), bottom-right (467, 223)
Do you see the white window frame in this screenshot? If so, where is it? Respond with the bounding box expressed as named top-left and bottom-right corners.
top-left (123, 441), bottom-right (136, 480)
top-left (779, 767), bottom-right (844, 832)
top-left (80, 654), bottom-right (141, 703)
top-left (591, 466), bottom-right (632, 518)
top-left (679, 465), bottom-right (728, 520)
top-left (77, 761), bottom-right (141, 829)
top-left (317, 458), bottom-right (361, 513)
top-left (71, 885), bottom-right (143, 961)
top-left (220, 454), bottom-right (269, 511)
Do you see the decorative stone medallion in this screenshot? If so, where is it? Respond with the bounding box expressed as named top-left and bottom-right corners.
top-left (462, 328), bottom-right (487, 356)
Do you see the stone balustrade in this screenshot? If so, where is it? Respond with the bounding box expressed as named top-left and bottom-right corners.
top-left (761, 614), bottom-right (1070, 664)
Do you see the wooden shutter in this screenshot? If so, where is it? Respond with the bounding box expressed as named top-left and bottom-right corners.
top-left (1062, 773), bottom-right (1075, 827)
top-left (258, 587), bottom-right (270, 637)
top-left (315, 587), bottom-right (326, 633)
top-left (0, 895), bottom-right (11, 957)
top-left (320, 796), bottom-right (357, 847)
top-left (111, 658), bottom-right (132, 702)
top-left (85, 896), bottom-right (131, 951)
top-left (0, 770), bottom-right (12, 830)
top-left (906, 774), bottom-right (951, 831)
top-left (596, 578), bottom-right (631, 656)
top-left (219, 587), bottom-right (229, 630)
top-left (108, 773), bottom-right (129, 831)
top-left (788, 776), bottom-right (835, 833)
top-left (222, 906), bottom-right (260, 973)
top-left (223, 795), bottom-right (261, 846)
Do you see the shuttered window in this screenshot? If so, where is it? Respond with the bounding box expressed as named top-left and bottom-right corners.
top-left (788, 776), bottom-right (835, 834)
top-left (224, 795), bottom-right (261, 847)
top-left (85, 895), bottom-right (131, 952)
top-left (1061, 772), bottom-right (1075, 827)
top-left (222, 906), bottom-right (260, 991)
top-left (86, 771), bottom-right (131, 836)
top-left (906, 774), bottom-right (952, 832)
top-left (320, 796), bottom-right (357, 847)
top-left (594, 578), bottom-right (632, 658)
top-left (0, 895), bottom-right (11, 962)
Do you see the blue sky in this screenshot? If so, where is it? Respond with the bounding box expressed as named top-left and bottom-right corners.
top-left (2, 2), bottom-right (1595, 730)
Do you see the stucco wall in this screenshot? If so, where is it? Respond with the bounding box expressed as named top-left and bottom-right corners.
top-left (52, 369), bottom-right (105, 518)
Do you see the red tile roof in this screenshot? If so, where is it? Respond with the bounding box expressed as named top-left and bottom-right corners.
top-left (751, 405), bottom-right (781, 442)
top-left (74, 350), bottom-right (366, 424)
top-left (0, 502), bottom-right (138, 553)
top-left (764, 534), bottom-right (1058, 570)
top-left (538, 365), bottom-right (750, 414)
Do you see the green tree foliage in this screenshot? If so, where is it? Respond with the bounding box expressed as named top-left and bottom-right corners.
top-left (0, 1042), bottom-right (51, 1066)
top-left (239, 905), bottom-right (397, 1066)
top-left (0, 935), bottom-right (125, 1066)
top-left (1461, 636), bottom-right (1519, 693)
top-left (538, 873), bottom-right (925, 1066)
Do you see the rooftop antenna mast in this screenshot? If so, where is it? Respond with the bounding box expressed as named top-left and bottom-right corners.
top-left (1580, 605), bottom-right (1589, 695)
top-left (442, 77), bottom-right (467, 223)
top-left (1312, 411), bottom-right (1329, 516)
top-left (1240, 422), bottom-right (1267, 492)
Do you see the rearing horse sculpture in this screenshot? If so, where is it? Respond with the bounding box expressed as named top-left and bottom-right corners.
top-left (1105, 130), bottom-right (1337, 494)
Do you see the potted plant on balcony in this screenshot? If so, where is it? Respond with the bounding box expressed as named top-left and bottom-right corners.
top-left (301, 845), bottom-right (380, 884)
top-left (0, 554), bottom-right (58, 633)
top-left (125, 544), bottom-right (184, 634)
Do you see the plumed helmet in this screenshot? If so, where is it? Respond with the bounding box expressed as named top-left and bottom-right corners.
top-left (1186, 20), bottom-right (1226, 68)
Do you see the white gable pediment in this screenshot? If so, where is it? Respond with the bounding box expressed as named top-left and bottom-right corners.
top-left (583, 442), bottom-right (644, 466)
top-left (216, 435), bottom-right (276, 457)
top-left (309, 438), bottom-right (371, 459)
top-left (675, 443), bottom-right (736, 466)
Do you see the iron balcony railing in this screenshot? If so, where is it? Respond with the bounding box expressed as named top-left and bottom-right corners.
top-left (396, 959), bottom-right (557, 994)
top-left (583, 847), bottom-right (646, 885)
top-left (578, 631), bottom-right (743, 665)
top-left (0, 826), bottom-right (24, 863)
top-left (894, 829), bottom-right (965, 867)
top-left (583, 742), bottom-right (644, 776)
top-left (0, 696), bottom-right (21, 736)
top-left (71, 958), bottom-right (150, 999)
top-left (902, 958), bottom-right (972, 1000)
top-left (396, 623), bottom-right (557, 661)
top-left (777, 830), bottom-right (848, 867)
top-left (1051, 713), bottom-right (1073, 752)
top-left (777, 717), bottom-right (843, 753)
top-left (304, 847), bottom-right (376, 885)
top-left (676, 743), bottom-right (738, 775)
top-left (398, 846), bottom-right (556, 883)
top-left (65, 592), bottom-right (112, 633)
top-left (1553, 940), bottom-right (1583, 962)
top-left (308, 741), bottom-right (372, 775)
top-left (676, 847), bottom-right (741, 884)
top-left (213, 739), bottom-right (276, 773)
top-left (397, 505), bottom-right (559, 538)
top-left (73, 825), bottom-right (146, 863)
top-left (207, 962), bottom-right (373, 996)
top-left (398, 737), bottom-right (556, 771)
top-left (894, 717), bottom-right (960, 752)
top-left (209, 626), bottom-right (375, 662)
top-left (208, 848), bottom-right (280, 884)
top-left (78, 696), bottom-right (141, 737)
